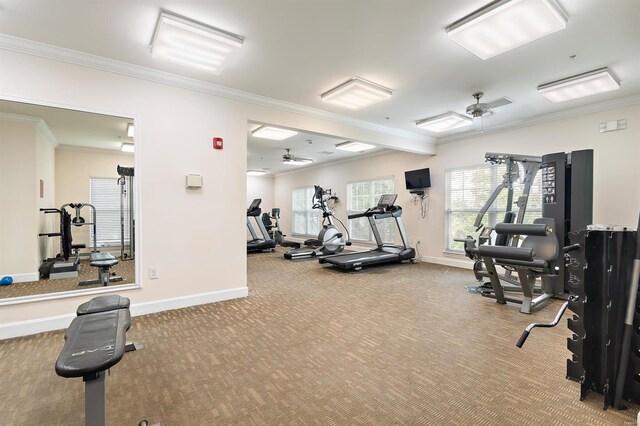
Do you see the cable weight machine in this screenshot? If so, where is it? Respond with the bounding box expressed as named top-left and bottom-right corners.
top-left (117, 165), bottom-right (134, 261)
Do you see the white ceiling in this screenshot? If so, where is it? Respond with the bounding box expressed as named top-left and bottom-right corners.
top-left (247, 123), bottom-right (388, 174)
top-left (0, 100), bottom-right (133, 152)
top-left (1, 0), bottom-right (638, 143)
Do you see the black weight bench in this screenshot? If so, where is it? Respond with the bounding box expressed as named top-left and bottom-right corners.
top-left (76, 295), bottom-right (143, 352)
top-left (78, 252), bottom-right (123, 287)
top-left (55, 296), bottom-right (160, 426)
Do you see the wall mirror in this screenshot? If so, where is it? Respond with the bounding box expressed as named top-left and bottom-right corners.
top-left (0, 99), bottom-right (138, 303)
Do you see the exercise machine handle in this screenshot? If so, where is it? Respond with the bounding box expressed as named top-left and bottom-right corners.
top-left (563, 244), bottom-right (581, 253)
top-left (516, 330), bottom-right (530, 348)
top-left (516, 295), bottom-right (578, 348)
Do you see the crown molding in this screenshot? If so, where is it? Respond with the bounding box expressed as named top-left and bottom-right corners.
top-left (0, 111), bottom-right (40, 124)
top-left (36, 119), bottom-right (59, 148)
top-left (56, 144), bottom-right (132, 156)
top-left (0, 34), bottom-right (432, 145)
top-left (437, 94), bottom-right (640, 144)
top-left (0, 112), bottom-right (59, 147)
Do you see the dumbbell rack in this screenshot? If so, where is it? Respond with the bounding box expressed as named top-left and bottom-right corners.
top-left (566, 228), bottom-right (640, 409)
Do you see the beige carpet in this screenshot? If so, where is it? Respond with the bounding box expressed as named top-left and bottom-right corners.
top-left (0, 257), bottom-right (135, 299)
top-left (0, 248), bottom-right (637, 425)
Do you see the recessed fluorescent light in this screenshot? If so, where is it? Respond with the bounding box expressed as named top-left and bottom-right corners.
top-left (446, 0), bottom-right (568, 60)
top-left (121, 143), bottom-right (135, 153)
top-left (283, 158), bottom-right (313, 166)
top-left (127, 123), bottom-right (134, 138)
top-left (416, 112), bottom-right (473, 133)
top-left (151, 10), bottom-right (244, 75)
top-left (247, 170), bottom-right (267, 176)
top-left (321, 77), bottom-right (392, 110)
top-left (537, 67), bottom-right (620, 103)
top-left (252, 126), bottom-right (298, 140)
top-left (335, 141), bottom-right (376, 152)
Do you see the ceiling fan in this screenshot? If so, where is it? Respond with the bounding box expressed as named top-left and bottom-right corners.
top-left (282, 148), bottom-right (313, 166)
top-left (465, 92), bottom-right (513, 118)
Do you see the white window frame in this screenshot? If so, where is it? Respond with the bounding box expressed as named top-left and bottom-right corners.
top-left (89, 176), bottom-right (130, 247)
top-left (291, 186), bottom-right (320, 237)
top-left (445, 163), bottom-right (542, 253)
top-left (347, 176), bottom-right (395, 244)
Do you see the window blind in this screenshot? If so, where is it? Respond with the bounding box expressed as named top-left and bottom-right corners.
top-left (90, 177), bottom-right (129, 247)
top-left (347, 177), bottom-right (395, 244)
top-left (445, 163), bottom-right (542, 252)
top-left (292, 186), bottom-right (319, 236)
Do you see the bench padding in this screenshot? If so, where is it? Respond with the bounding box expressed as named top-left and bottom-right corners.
top-left (76, 295), bottom-right (130, 316)
top-left (90, 252), bottom-right (119, 268)
top-left (55, 309), bottom-right (130, 378)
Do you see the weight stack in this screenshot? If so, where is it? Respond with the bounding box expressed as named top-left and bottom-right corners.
top-left (565, 228), bottom-right (639, 408)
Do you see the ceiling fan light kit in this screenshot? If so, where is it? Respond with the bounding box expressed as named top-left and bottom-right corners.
top-left (252, 125), bottom-right (298, 140)
top-left (335, 141), bottom-right (376, 152)
top-left (321, 77), bottom-right (392, 110)
top-left (151, 10), bottom-right (244, 75)
top-left (446, 0), bottom-right (568, 60)
top-left (537, 67), bottom-right (621, 103)
top-left (282, 148), bottom-right (313, 165)
top-left (416, 112), bottom-right (473, 132)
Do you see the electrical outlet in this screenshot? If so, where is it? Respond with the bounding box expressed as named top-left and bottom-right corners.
top-left (149, 267), bottom-right (160, 279)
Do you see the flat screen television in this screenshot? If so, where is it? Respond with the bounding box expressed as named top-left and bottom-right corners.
top-left (405, 168), bottom-right (431, 190)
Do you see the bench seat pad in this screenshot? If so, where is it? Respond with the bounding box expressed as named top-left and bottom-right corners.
top-left (90, 252), bottom-right (119, 268)
top-left (55, 309), bottom-right (130, 378)
top-left (77, 295), bottom-right (130, 315)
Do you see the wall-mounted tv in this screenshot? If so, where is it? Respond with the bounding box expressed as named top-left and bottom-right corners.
top-left (405, 168), bottom-right (431, 190)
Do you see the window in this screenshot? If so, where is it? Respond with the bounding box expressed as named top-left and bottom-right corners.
top-left (445, 163), bottom-right (542, 252)
top-left (292, 186), bottom-right (319, 236)
top-left (347, 177), bottom-right (395, 244)
top-left (89, 177), bottom-right (130, 247)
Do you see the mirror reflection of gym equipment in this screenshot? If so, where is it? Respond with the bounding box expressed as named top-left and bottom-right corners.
top-left (0, 99), bottom-right (137, 300)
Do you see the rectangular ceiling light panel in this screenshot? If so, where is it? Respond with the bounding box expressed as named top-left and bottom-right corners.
top-left (151, 10), bottom-right (244, 74)
top-left (416, 112), bottom-right (473, 133)
top-left (252, 126), bottom-right (298, 140)
top-left (283, 158), bottom-right (313, 166)
top-left (121, 143), bottom-right (135, 153)
top-left (537, 68), bottom-right (620, 103)
top-left (321, 77), bottom-right (392, 110)
top-left (335, 141), bottom-right (376, 152)
top-left (446, 0), bottom-right (567, 60)
top-left (247, 170), bottom-right (267, 176)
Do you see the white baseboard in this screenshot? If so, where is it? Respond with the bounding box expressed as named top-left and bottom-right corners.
top-left (422, 255), bottom-right (473, 270)
top-left (1, 272), bottom-right (39, 283)
top-left (0, 286), bottom-right (248, 340)
top-left (129, 287), bottom-right (248, 316)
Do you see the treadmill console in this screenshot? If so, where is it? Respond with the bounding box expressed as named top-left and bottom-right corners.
top-left (377, 194), bottom-right (398, 209)
top-left (247, 199), bottom-right (262, 216)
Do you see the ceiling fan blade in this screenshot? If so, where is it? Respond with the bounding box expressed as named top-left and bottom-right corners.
top-left (486, 97), bottom-right (514, 109)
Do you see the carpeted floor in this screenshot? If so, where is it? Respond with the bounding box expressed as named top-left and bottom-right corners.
top-left (0, 257), bottom-right (135, 299)
top-left (0, 248), bottom-right (637, 425)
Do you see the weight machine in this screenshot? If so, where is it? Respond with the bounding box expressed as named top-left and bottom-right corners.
top-left (117, 165), bottom-right (134, 261)
top-left (38, 203), bottom-right (98, 279)
top-left (460, 150), bottom-right (593, 313)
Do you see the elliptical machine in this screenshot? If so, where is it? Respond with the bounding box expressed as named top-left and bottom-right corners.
top-left (284, 186), bottom-right (351, 260)
top-left (262, 208), bottom-right (301, 249)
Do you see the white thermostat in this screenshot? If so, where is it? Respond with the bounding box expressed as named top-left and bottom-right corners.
top-left (186, 174), bottom-right (203, 188)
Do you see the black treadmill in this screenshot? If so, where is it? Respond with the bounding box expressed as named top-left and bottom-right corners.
top-left (246, 199), bottom-right (276, 253)
top-left (319, 194), bottom-right (415, 271)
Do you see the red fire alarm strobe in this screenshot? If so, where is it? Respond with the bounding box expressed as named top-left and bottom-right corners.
top-left (213, 137), bottom-right (223, 150)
